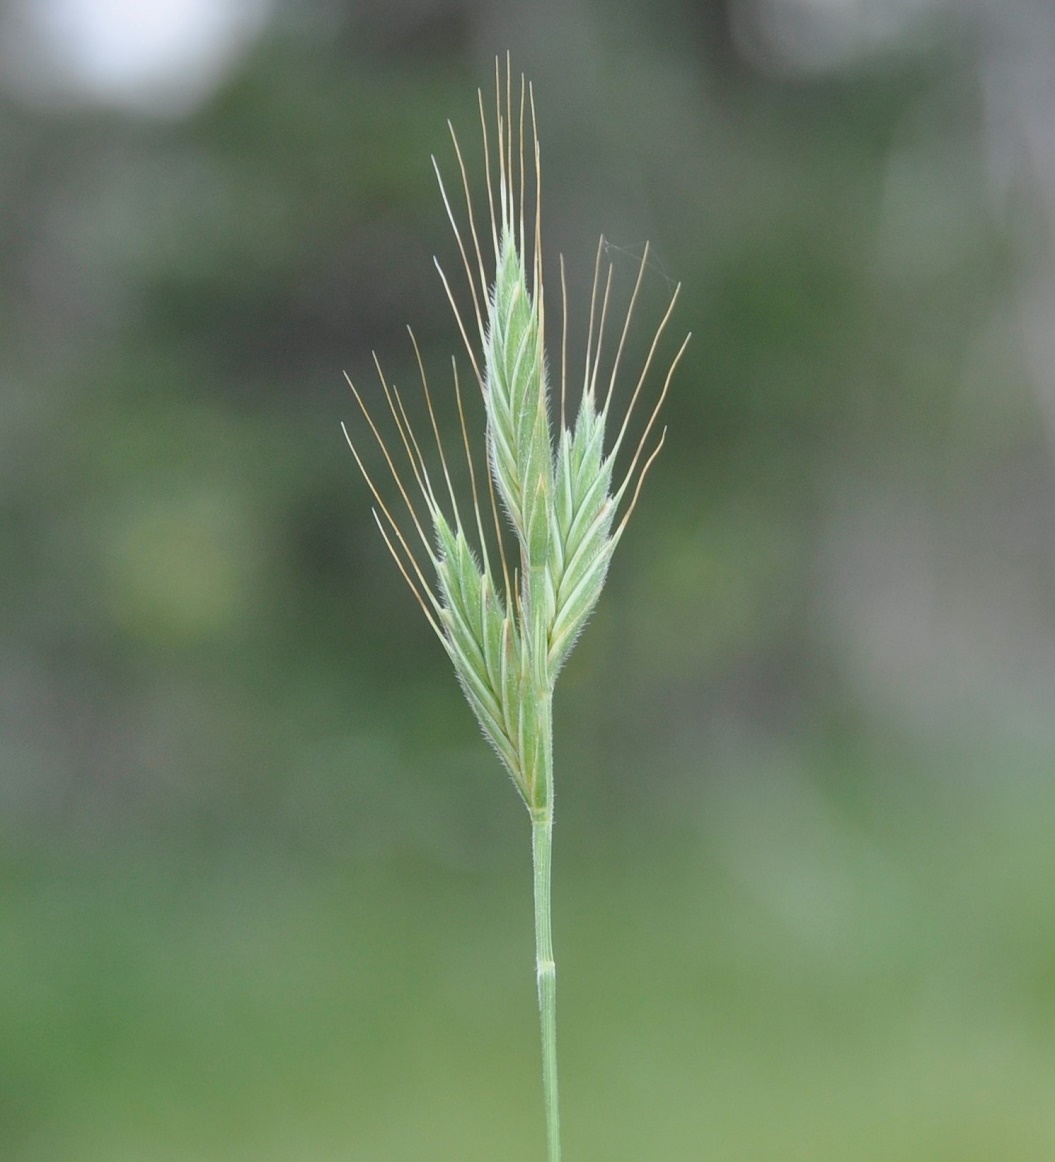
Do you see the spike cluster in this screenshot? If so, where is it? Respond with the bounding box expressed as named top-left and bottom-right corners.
top-left (344, 60), bottom-right (688, 813)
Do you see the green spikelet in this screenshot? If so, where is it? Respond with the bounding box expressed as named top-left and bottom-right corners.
top-left (433, 510), bottom-right (524, 792)
top-left (548, 394), bottom-right (617, 674)
top-left (486, 230), bottom-right (553, 565)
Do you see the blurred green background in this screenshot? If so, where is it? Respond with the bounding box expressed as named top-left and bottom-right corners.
top-left (2, 1), bottom-right (1054, 1158)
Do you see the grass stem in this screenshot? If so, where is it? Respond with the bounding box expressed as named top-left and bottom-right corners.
top-left (532, 806), bottom-right (560, 1162)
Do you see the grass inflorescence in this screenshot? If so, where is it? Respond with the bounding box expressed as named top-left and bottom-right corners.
top-left (344, 56), bottom-right (689, 1162)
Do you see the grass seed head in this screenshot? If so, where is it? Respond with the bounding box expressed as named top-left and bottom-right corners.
top-left (345, 56), bottom-right (689, 809)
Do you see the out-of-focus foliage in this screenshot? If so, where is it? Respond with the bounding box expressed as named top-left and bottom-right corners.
top-left (1, 0), bottom-right (1053, 1157)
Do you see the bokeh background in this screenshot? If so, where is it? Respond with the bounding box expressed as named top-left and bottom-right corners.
top-left (2, 0), bottom-right (1055, 1158)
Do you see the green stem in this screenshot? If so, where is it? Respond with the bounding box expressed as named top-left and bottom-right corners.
top-left (531, 809), bottom-right (560, 1162)
top-left (526, 545), bottom-right (558, 1159)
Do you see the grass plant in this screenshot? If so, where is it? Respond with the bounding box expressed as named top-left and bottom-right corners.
top-left (344, 58), bottom-right (689, 1161)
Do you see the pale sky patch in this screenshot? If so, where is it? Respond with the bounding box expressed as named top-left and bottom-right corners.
top-left (0, 0), bottom-right (275, 116)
